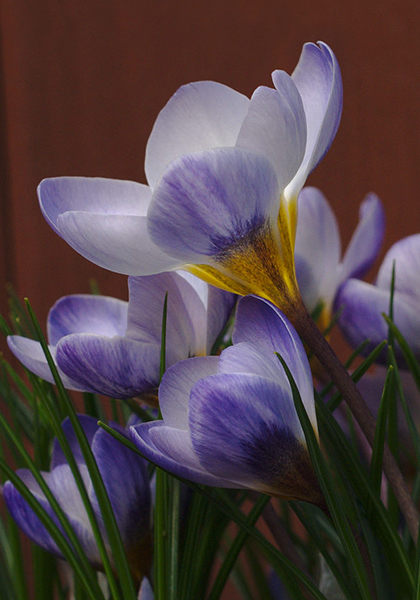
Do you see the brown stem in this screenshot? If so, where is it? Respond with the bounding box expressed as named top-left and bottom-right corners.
top-left (293, 306), bottom-right (419, 543)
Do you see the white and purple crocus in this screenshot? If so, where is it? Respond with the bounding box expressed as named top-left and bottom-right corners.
top-left (295, 187), bottom-right (385, 327)
top-left (3, 416), bottom-right (152, 576)
top-left (337, 234), bottom-right (420, 360)
top-left (131, 296), bottom-right (323, 506)
top-left (7, 271), bottom-right (235, 399)
top-left (37, 42), bottom-right (342, 317)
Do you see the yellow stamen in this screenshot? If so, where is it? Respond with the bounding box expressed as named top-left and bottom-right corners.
top-left (187, 211), bottom-right (302, 317)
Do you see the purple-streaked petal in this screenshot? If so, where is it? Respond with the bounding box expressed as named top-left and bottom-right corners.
top-left (218, 342), bottom-right (288, 384)
top-left (138, 578), bottom-right (154, 600)
top-left (38, 177), bottom-right (151, 233)
top-left (7, 336), bottom-right (88, 392)
top-left (233, 296), bottom-right (316, 428)
top-left (176, 271), bottom-right (236, 354)
top-left (56, 211), bottom-right (181, 275)
top-left (56, 335), bottom-right (160, 398)
top-left (51, 416), bottom-right (99, 469)
top-left (3, 476), bottom-right (62, 558)
top-left (159, 356), bottom-right (219, 430)
top-left (339, 194), bottom-right (385, 283)
top-left (48, 295), bottom-right (128, 346)
top-left (90, 428), bottom-right (150, 546)
top-left (236, 79), bottom-right (306, 190)
top-left (283, 42), bottom-right (342, 199)
top-left (189, 373), bottom-right (305, 492)
top-left (4, 466), bottom-right (103, 567)
top-left (376, 234), bottom-right (420, 305)
top-left (148, 147), bottom-right (280, 263)
top-left (337, 279), bottom-right (420, 357)
top-left (145, 81), bottom-right (250, 189)
top-left (294, 187), bottom-right (340, 312)
top-left (130, 421), bottom-right (236, 487)
top-left (126, 273), bottom-right (201, 362)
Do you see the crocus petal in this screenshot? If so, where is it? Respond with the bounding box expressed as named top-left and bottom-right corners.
top-left (376, 234), bottom-right (420, 304)
top-left (294, 187), bottom-right (341, 312)
top-left (337, 279), bottom-right (420, 357)
top-left (233, 296), bottom-right (317, 429)
top-left (56, 335), bottom-right (160, 398)
top-left (48, 295), bottom-right (128, 346)
top-left (38, 177), bottom-right (151, 233)
top-left (338, 193), bottom-right (385, 283)
top-left (7, 336), bottom-right (87, 392)
top-left (51, 416), bottom-right (99, 469)
top-left (138, 578), bottom-right (154, 600)
top-left (130, 421), bottom-right (236, 487)
top-left (283, 42), bottom-right (342, 199)
top-left (148, 147), bottom-right (280, 263)
top-left (39, 176), bottom-right (180, 275)
top-left (3, 476), bottom-right (62, 558)
top-left (218, 341), bottom-right (289, 384)
top-left (126, 273), bottom-right (201, 362)
top-left (176, 271), bottom-right (237, 354)
top-left (56, 211), bottom-right (181, 275)
top-left (189, 372), bottom-right (306, 494)
top-left (145, 81), bottom-right (250, 189)
top-left (90, 428), bottom-right (150, 545)
top-left (4, 466), bottom-right (103, 567)
top-left (159, 356), bottom-right (219, 430)
top-left (236, 78), bottom-right (306, 190)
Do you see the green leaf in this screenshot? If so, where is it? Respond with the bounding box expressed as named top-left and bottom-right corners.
top-left (98, 422), bottom-right (330, 600)
top-left (207, 494), bottom-right (271, 600)
top-left (275, 353), bottom-right (372, 600)
top-left (25, 299), bottom-right (137, 600)
top-left (369, 365), bottom-right (394, 497)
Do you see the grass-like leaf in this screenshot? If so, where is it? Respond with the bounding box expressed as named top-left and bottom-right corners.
top-left (276, 353), bottom-right (372, 600)
top-left (25, 299), bottom-right (137, 600)
top-left (369, 365), bottom-right (394, 497)
top-left (207, 494), bottom-right (271, 600)
top-left (99, 421), bottom-right (330, 600)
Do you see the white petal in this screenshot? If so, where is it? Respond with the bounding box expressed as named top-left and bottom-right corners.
top-left (236, 76), bottom-right (306, 190)
top-left (56, 211), bottom-right (181, 275)
top-left (159, 356), bottom-right (219, 429)
top-left (294, 187), bottom-right (340, 312)
top-left (7, 336), bottom-right (87, 391)
top-left (376, 234), bottom-right (420, 306)
top-left (338, 193), bottom-right (385, 284)
top-left (39, 177), bottom-right (151, 234)
top-left (145, 81), bottom-right (250, 189)
top-left (47, 295), bottom-right (128, 346)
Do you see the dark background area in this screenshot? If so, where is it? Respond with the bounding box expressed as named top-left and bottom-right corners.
top-left (0, 0), bottom-right (419, 327)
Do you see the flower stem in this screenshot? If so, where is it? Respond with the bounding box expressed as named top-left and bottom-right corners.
top-left (294, 305), bottom-right (419, 543)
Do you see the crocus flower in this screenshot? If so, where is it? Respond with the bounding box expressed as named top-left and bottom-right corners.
top-left (38, 42), bottom-right (342, 319)
top-left (294, 187), bottom-right (384, 326)
top-left (3, 416), bottom-right (152, 576)
top-left (138, 578), bottom-right (154, 600)
top-left (130, 295), bottom-right (323, 505)
top-left (7, 271), bottom-right (235, 399)
top-left (336, 234), bottom-right (420, 359)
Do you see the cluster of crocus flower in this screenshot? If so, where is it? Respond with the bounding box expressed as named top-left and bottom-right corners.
top-left (337, 233), bottom-right (420, 360)
top-left (3, 417), bottom-right (152, 579)
top-left (8, 271), bottom-right (235, 399)
top-left (4, 39), bottom-right (420, 596)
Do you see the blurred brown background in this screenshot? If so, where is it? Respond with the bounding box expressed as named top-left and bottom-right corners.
top-left (0, 0), bottom-right (419, 327)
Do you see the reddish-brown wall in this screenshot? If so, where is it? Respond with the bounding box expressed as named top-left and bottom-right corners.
top-left (0, 0), bottom-right (419, 328)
